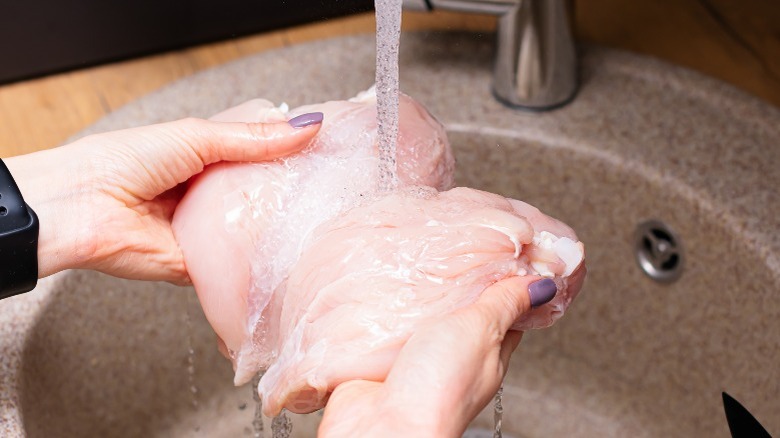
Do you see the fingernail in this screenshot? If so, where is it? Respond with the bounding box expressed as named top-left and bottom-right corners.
top-left (529, 278), bottom-right (557, 308)
top-left (288, 112), bottom-right (324, 128)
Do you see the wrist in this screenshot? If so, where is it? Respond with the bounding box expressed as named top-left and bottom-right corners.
top-left (324, 393), bottom-right (456, 438)
top-left (373, 384), bottom-right (474, 437)
top-left (5, 149), bottom-right (96, 278)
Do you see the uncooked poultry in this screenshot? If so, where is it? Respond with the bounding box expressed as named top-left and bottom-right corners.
top-left (171, 88), bottom-right (585, 416)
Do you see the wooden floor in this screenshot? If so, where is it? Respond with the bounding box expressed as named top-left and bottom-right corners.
top-left (0, 1), bottom-right (778, 157)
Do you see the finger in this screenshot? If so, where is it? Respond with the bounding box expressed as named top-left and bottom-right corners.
top-left (379, 279), bottom-right (540, 437)
top-left (384, 277), bottom-right (555, 394)
top-left (105, 114), bottom-right (323, 201)
top-left (178, 113), bottom-right (323, 166)
top-left (473, 275), bottom-right (558, 335)
top-left (386, 276), bottom-right (556, 385)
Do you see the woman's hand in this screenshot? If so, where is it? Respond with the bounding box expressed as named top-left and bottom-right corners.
top-left (319, 275), bottom-right (560, 438)
top-left (5, 114), bottom-right (322, 283)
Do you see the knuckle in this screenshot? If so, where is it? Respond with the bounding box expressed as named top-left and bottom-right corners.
top-left (173, 118), bottom-right (211, 144)
top-left (246, 122), bottom-right (276, 141)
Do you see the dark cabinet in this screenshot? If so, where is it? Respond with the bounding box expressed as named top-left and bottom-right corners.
top-left (0, 0), bottom-right (373, 84)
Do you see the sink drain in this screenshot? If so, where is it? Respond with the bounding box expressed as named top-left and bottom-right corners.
top-left (634, 219), bottom-right (684, 283)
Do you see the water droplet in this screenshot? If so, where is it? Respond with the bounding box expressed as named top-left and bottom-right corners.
top-left (493, 383), bottom-right (504, 438)
top-left (184, 291), bottom-right (199, 410)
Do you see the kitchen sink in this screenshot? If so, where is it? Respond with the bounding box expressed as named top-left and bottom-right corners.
top-left (2, 32), bottom-right (778, 437)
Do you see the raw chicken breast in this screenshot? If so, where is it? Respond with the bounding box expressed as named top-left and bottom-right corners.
top-left (171, 89), bottom-right (585, 416)
top-left (173, 88), bottom-right (455, 384)
top-left (259, 186), bottom-right (584, 415)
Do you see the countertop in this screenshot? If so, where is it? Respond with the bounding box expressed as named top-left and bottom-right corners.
top-left (0, 1), bottom-right (778, 156)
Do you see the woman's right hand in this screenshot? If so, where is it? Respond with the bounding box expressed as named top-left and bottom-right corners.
top-left (318, 274), bottom-right (566, 438)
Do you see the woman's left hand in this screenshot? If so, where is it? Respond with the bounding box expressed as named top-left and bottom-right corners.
top-left (5, 116), bottom-right (321, 283)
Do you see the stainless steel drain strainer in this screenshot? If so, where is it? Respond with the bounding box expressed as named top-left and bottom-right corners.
top-left (634, 219), bottom-right (684, 283)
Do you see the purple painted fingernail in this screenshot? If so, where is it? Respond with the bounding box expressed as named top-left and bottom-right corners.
top-left (288, 112), bottom-right (324, 128)
top-left (529, 278), bottom-right (557, 308)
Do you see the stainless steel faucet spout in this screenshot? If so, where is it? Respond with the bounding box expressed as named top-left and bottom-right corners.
top-left (403, 0), bottom-right (578, 111)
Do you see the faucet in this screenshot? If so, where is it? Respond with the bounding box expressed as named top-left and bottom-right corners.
top-left (403, 0), bottom-right (578, 111)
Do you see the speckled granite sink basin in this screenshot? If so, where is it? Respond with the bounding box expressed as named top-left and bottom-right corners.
top-left (1, 32), bottom-right (778, 437)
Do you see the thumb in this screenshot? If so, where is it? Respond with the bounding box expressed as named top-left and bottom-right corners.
top-left (178, 111), bottom-right (323, 165)
top-left (377, 276), bottom-right (559, 437)
top-left (387, 276), bottom-right (558, 384)
top-left (99, 112), bottom-right (323, 201)
top-left (474, 276), bottom-right (558, 334)
top-left (472, 276), bottom-right (558, 367)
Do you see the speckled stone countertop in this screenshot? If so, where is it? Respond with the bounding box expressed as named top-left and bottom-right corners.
top-left (1, 33), bottom-right (778, 437)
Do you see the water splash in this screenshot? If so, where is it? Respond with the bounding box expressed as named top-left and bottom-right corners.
top-left (184, 290), bottom-right (200, 433)
top-left (184, 293), bottom-right (199, 408)
top-left (252, 373), bottom-right (265, 438)
top-left (374, 0), bottom-right (402, 191)
top-left (493, 383), bottom-right (504, 438)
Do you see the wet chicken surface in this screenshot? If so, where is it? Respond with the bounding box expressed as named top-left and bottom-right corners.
top-left (172, 89), bottom-right (585, 415)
